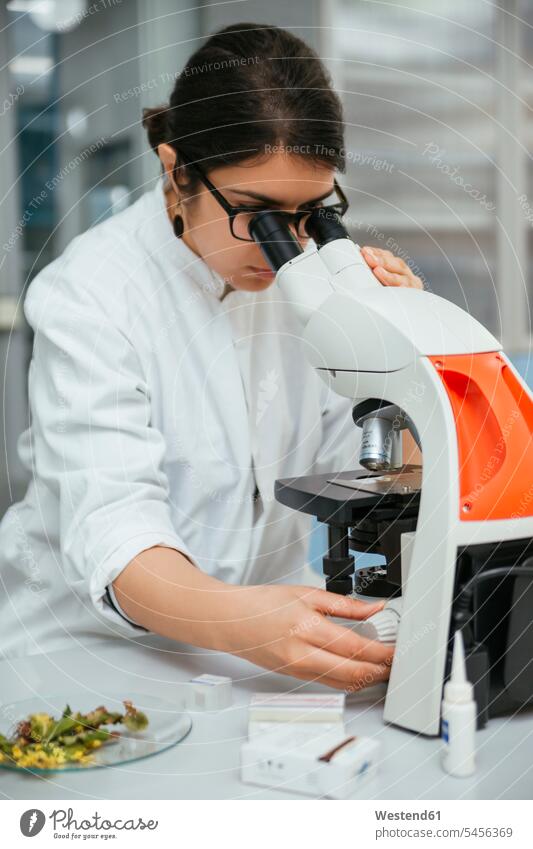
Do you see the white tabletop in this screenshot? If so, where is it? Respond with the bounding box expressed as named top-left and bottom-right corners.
top-left (1, 636), bottom-right (532, 800)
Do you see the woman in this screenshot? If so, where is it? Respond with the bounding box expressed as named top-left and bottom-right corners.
top-left (0, 24), bottom-right (422, 689)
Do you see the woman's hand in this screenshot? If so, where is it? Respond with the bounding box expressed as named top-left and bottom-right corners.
top-left (361, 245), bottom-right (424, 290)
top-left (216, 583), bottom-right (394, 692)
top-left (114, 549), bottom-right (393, 692)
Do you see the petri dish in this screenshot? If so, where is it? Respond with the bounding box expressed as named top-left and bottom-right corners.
top-left (0, 691), bottom-right (192, 774)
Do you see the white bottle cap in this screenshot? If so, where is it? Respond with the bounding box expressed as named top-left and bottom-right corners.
top-left (443, 630), bottom-right (474, 704)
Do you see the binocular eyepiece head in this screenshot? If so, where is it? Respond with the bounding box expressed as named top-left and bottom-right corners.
top-left (247, 207), bottom-right (350, 273)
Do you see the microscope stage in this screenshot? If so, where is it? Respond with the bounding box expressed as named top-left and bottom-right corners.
top-left (330, 467), bottom-right (422, 496)
top-left (275, 464), bottom-right (422, 525)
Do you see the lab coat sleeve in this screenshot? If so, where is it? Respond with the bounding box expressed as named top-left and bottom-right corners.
top-left (315, 380), bottom-right (363, 475)
top-left (24, 268), bottom-right (199, 635)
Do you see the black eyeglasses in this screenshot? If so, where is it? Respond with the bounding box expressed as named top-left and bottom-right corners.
top-left (173, 155), bottom-right (349, 242)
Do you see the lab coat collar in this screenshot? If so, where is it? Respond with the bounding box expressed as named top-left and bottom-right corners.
top-left (153, 175), bottom-right (227, 300)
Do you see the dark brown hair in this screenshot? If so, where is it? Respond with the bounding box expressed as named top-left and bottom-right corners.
top-left (142, 22), bottom-right (345, 191)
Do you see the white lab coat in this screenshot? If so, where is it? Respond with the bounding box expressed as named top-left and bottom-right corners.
top-left (0, 177), bottom-right (361, 659)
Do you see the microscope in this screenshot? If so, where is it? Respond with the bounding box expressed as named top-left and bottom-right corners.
top-left (249, 207), bottom-right (533, 737)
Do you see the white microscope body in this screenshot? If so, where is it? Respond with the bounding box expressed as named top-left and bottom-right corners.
top-left (271, 232), bottom-right (533, 736)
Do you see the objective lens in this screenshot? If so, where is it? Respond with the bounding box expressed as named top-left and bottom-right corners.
top-left (359, 416), bottom-right (402, 471)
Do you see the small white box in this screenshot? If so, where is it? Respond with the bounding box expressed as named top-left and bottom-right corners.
top-left (249, 692), bottom-right (345, 723)
top-left (248, 720), bottom-right (343, 739)
top-left (241, 724), bottom-right (380, 799)
top-left (184, 674), bottom-right (232, 710)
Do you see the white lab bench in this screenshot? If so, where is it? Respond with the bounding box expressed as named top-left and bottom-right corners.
top-left (1, 636), bottom-right (532, 800)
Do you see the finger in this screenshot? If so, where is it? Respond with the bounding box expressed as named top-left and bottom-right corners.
top-left (361, 247), bottom-right (423, 288)
top-left (360, 245), bottom-right (382, 268)
top-left (319, 674), bottom-right (389, 692)
top-left (361, 246), bottom-right (403, 272)
top-left (379, 252), bottom-right (411, 277)
top-left (290, 667), bottom-right (390, 692)
top-left (291, 646), bottom-right (392, 689)
top-left (274, 665), bottom-right (351, 690)
top-left (310, 619), bottom-right (395, 665)
top-left (374, 264), bottom-right (424, 289)
top-left (326, 657), bottom-right (392, 690)
top-left (307, 588), bottom-right (385, 620)
top-left (372, 266), bottom-right (413, 288)
top-left (280, 671), bottom-right (356, 692)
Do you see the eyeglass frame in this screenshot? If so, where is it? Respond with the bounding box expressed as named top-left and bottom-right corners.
top-left (172, 154), bottom-right (349, 242)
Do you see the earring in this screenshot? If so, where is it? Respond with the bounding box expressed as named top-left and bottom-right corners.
top-left (173, 213), bottom-right (184, 238)
top-left (172, 196), bottom-right (184, 238)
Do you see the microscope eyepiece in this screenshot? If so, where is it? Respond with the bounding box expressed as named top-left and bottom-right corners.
top-left (304, 206), bottom-right (350, 246)
top-left (248, 210), bottom-right (303, 271)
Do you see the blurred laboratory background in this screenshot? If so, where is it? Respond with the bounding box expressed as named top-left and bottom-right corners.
top-left (1, 0), bottom-right (532, 514)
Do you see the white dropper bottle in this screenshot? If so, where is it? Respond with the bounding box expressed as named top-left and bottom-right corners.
top-left (441, 630), bottom-right (477, 777)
